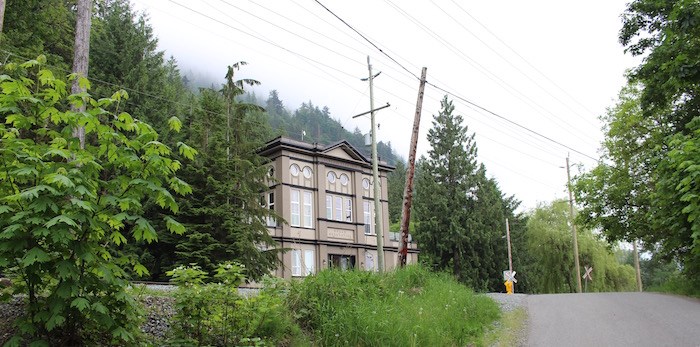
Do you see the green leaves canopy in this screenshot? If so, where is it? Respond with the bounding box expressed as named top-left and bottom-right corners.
top-left (575, 0), bottom-right (700, 282)
top-left (0, 58), bottom-right (191, 344)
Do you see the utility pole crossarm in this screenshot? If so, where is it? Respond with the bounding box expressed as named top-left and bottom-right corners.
top-left (352, 103), bottom-right (390, 118)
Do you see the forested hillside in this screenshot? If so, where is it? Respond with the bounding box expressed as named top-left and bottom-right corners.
top-left (261, 90), bottom-right (402, 165)
top-left (0, 0), bottom-right (401, 283)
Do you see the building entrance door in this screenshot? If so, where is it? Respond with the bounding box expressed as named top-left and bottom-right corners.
top-left (328, 254), bottom-right (356, 270)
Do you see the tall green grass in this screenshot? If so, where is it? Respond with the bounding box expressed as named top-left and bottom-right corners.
top-left (287, 266), bottom-right (500, 346)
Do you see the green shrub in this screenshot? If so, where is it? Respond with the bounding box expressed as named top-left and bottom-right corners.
top-left (167, 263), bottom-right (300, 346)
top-left (0, 56), bottom-right (192, 346)
top-left (288, 265), bottom-right (500, 346)
top-left (650, 272), bottom-right (700, 298)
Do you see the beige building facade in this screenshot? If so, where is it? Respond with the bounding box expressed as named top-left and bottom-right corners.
top-left (258, 137), bottom-right (419, 279)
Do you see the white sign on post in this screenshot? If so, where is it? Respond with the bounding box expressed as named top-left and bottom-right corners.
top-left (583, 266), bottom-right (593, 281)
top-left (503, 270), bottom-right (517, 283)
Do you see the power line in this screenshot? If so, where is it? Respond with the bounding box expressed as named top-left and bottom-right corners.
top-left (448, 0), bottom-right (601, 118)
top-left (381, 0), bottom-right (597, 147)
top-left (312, 0), bottom-right (420, 81)
top-left (421, 89), bottom-right (574, 167)
top-left (213, 0), bottom-right (363, 69)
top-left (250, 0), bottom-right (423, 101)
top-left (143, 0), bottom-right (369, 98)
top-left (426, 82), bottom-right (598, 161)
top-left (139, 2), bottom-right (600, 174)
top-left (310, 0), bottom-right (599, 161)
top-left (169, 0), bottom-right (359, 81)
top-left (431, 0), bottom-right (600, 130)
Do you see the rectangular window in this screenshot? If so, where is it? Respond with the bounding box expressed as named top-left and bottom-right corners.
top-left (328, 254), bottom-right (356, 271)
top-left (292, 189), bottom-right (313, 228)
top-left (334, 196), bottom-right (342, 221)
top-left (304, 249), bottom-right (315, 275)
top-left (292, 249), bottom-right (314, 277)
top-left (292, 249), bottom-right (301, 276)
top-left (345, 198), bottom-right (353, 222)
top-left (291, 190), bottom-right (300, 227)
top-left (364, 200), bottom-right (373, 235)
top-left (303, 191), bottom-right (313, 228)
top-left (326, 194), bottom-right (353, 223)
top-left (263, 192), bottom-right (276, 227)
top-left (326, 195), bottom-right (332, 220)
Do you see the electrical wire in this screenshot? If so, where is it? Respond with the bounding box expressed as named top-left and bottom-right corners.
top-left (448, 0), bottom-right (601, 118)
top-left (380, 0), bottom-right (598, 147)
top-left (430, 0), bottom-right (600, 130)
top-left (426, 82), bottom-right (598, 161)
top-left (310, 0), bottom-right (599, 162)
top-left (312, 0), bottom-right (421, 81)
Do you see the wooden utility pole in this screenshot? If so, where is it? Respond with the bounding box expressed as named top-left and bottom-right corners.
top-left (368, 56), bottom-right (384, 272)
top-left (398, 67), bottom-right (427, 267)
top-left (0, 0), bottom-right (6, 35)
top-left (71, 0), bottom-right (92, 149)
top-left (566, 156), bottom-right (583, 293)
top-left (506, 218), bottom-right (513, 274)
top-left (633, 241), bottom-right (643, 292)
top-left (505, 218), bottom-right (516, 293)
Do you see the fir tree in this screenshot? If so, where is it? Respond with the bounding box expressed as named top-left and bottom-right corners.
top-left (414, 96), bottom-right (480, 283)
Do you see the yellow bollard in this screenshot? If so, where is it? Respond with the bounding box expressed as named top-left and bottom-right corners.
top-left (504, 280), bottom-right (513, 294)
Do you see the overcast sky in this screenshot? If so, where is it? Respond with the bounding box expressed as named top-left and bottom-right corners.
top-left (131, 0), bottom-right (641, 212)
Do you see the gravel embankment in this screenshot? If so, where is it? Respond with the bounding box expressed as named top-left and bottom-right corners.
top-left (484, 293), bottom-right (527, 312)
top-left (0, 297), bottom-right (23, 343)
top-left (0, 296), bottom-right (176, 344)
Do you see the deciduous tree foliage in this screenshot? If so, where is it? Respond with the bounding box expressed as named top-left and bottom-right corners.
top-left (620, 0), bottom-right (700, 132)
top-left (574, 86), bottom-right (658, 244)
top-left (575, 0), bottom-right (700, 284)
top-left (524, 201), bottom-right (636, 294)
top-left (0, 57), bottom-right (192, 345)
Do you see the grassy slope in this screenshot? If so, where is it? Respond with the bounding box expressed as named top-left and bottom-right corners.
top-left (288, 266), bottom-right (501, 346)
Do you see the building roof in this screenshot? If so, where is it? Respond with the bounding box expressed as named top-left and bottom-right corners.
top-left (258, 136), bottom-right (395, 171)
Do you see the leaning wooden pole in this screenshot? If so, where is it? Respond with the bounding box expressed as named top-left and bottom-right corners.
top-left (71, 0), bottom-right (92, 149)
top-left (398, 67), bottom-right (427, 267)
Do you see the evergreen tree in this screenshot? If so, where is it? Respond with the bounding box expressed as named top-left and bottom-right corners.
top-left (387, 160), bottom-right (407, 224)
top-left (89, 0), bottom-right (186, 134)
top-left (1, 0), bottom-right (75, 70)
top-left (413, 96), bottom-right (522, 291)
top-left (414, 96), bottom-right (482, 286)
top-left (172, 64), bottom-right (279, 280)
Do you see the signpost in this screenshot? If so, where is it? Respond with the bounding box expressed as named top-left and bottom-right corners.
top-left (503, 270), bottom-right (517, 294)
top-left (583, 266), bottom-right (593, 292)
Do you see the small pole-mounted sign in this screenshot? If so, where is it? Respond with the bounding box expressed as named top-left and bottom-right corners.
top-left (583, 266), bottom-right (593, 292)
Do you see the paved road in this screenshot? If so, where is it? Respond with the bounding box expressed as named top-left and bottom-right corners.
top-left (526, 292), bottom-right (700, 347)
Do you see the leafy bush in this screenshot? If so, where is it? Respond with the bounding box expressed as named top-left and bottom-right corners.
top-left (650, 272), bottom-right (700, 298)
top-left (167, 263), bottom-right (300, 346)
top-left (287, 265), bottom-right (500, 346)
top-left (0, 57), bottom-right (192, 345)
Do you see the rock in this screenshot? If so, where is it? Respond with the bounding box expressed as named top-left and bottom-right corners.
top-left (0, 278), bottom-right (11, 288)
